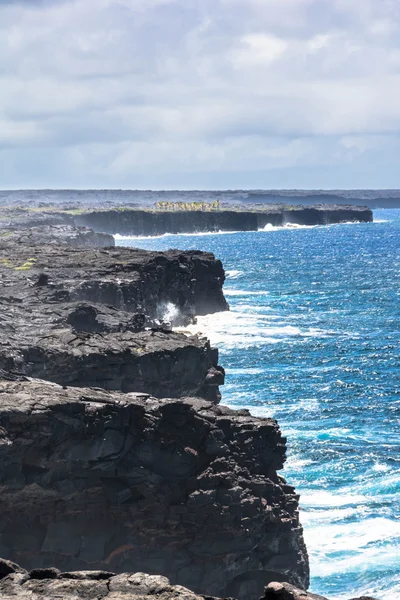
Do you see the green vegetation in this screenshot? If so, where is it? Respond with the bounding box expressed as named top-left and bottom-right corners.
top-left (0, 258), bottom-right (14, 268)
top-left (15, 258), bottom-right (37, 271)
top-left (155, 200), bottom-right (221, 211)
top-left (0, 257), bottom-right (37, 271)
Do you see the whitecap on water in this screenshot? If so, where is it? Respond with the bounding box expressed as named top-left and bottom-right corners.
top-left (226, 367), bottom-right (265, 375)
top-left (224, 289), bottom-right (269, 296)
top-left (304, 517), bottom-right (400, 574)
top-left (301, 489), bottom-right (369, 508)
top-left (178, 309), bottom-right (331, 349)
top-left (225, 269), bottom-right (244, 279)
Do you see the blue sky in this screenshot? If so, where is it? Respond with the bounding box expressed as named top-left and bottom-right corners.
top-left (1, 0), bottom-right (399, 189)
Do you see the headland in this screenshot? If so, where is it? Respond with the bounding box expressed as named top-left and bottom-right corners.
top-left (0, 200), bottom-right (372, 239)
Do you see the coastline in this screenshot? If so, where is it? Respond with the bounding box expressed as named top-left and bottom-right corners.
top-left (0, 203), bottom-right (390, 597)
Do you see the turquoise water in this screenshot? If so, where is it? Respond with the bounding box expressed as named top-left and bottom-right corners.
top-left (117, 209), bottom-right (400, 600)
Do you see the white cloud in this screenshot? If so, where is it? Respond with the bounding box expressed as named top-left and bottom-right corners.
top-left (0, 0), bottom-right (400, 187)
top-left (232, 33), bottom-right (287, 68)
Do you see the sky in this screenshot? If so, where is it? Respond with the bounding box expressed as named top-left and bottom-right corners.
top-left (1, 0), bottom-right (400, 189)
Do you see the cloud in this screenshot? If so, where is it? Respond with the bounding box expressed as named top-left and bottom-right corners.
top-left (0, 0), bottom-right (400, 188)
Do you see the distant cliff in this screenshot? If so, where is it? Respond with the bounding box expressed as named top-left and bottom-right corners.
top-left (75, 205), bottom-right (373, 236)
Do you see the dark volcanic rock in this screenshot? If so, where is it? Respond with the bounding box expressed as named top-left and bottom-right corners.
top-left (0, 562), bottom-right (381, 600)
top-left (1, 224), bottom-right (115, 248)
top-left (0, 208), bottom-right (73, 230)
top-left (66, 303), bottom-right (146, 334)
top-left (0, 326), bottom-right (224, 401)
top-left (0, 242), bottom-right (228, 324)
top-left (0, 296), bottom-right (223, 400)
top-left (0, 378), bottom-right (309, 599)
top-left (0, 242), bottom-right (227, 400)
top-left (263, 582), bottom-right (379, 600)
top-left (264, 581), bottom-right (328, 599)
top-left (0, 563), bottom-right (218, 600)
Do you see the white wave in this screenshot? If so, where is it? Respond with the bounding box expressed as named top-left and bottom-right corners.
top-left (301, 490), bottom-right (369, 508)
top-left (258, 223), bottom-right (275, 231)
top-left (225, 269), bottom-right (244, 279)
top-left (226, 367), bottom-right (265, 375)
top-left (257, 223), bottom-right (318, 231)
top-left (285, 457), bottom-right (315, 470)
top-left (177, 309), bottom-right (331, 349)
top-left (179, 230), bottom-right (241, 237)
top-left (160, 302), bottom-right (180, 324)
top-left (115, 230), bottom-right (240, 241)
top-left (304, 517), bottom-right (400, 576)
top-left (372, 462), bottom-right (391, 472)
top-left (224, 289), bottom-right (269, 296)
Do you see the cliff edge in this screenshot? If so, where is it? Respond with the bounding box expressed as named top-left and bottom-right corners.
top-left (75, 205), bottom-right (373, 236)
top-left (0, 377), bottom-right (308, 599)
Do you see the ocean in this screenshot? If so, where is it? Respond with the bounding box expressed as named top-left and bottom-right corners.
top-left (116, 209), bottom-right (400, 600)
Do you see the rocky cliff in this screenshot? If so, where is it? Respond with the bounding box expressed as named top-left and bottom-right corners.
top-left (0, 242), bottom-right (228, 324)
top-left (2, 224), bottom-right (115, 248)
top-left (0, 237), bottom-right (313, 599)
top-left (0, 377), bottom-right (308, 599)
top-left (0, 242), bottom-right (227, 401)
top-left (75, 205), bottom-right (372, 236)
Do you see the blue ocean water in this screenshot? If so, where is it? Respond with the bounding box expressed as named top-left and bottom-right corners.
top-left (117, 209), bottom-right (400, 600)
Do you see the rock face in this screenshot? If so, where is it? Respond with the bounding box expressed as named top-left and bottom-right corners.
top-left (0, 243), bottom-right (227, 401)
top-left (0, 378), bottom-right (309, 599)
top-left (1, 225), bottom-right (115, 248)
top-left (74, 205), bottom-right (373, 236)
top-left (0, 242), bottom-right (228, 324)
top-left (0, 323), bottom-right (223, 401)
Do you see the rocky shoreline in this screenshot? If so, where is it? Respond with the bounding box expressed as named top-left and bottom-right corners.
top-left (0, 207), bottom-right (378, 600)
top-left (0, 558), bottom-right (375, 600)
top-left (0, 203), bottom-right (372, 241)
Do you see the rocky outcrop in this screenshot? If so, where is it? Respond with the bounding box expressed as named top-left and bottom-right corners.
top-left (0, 560), bottom-right (378, 600)
top-left (0, 378), bottom-right (308, 599)
top-left (0, 559), bottom-right (220, 600)
top-left (0, 225), bottom-right (115, 248)
top-left (74, 205), bottom-right (373, 236)
top-left (0, 241), bottom-right (227, 400)
top-left (0, 208), bottom-right (73, 230)
top-left (0, 324), bottom-right (223, 401)
top-left (0, 242), bottom-right (228, 325)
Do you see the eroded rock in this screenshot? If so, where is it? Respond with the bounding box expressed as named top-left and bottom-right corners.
top-left (0, 224), bottom-right (115, 248)
top-left (0, 560), bottom-right (380, 600)
top-left (0, 378), bottom-right (308, 599)
top-left (0, 242), bottom-right (228, 323)
top-left (0, 242), bottom-right (227, 400)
